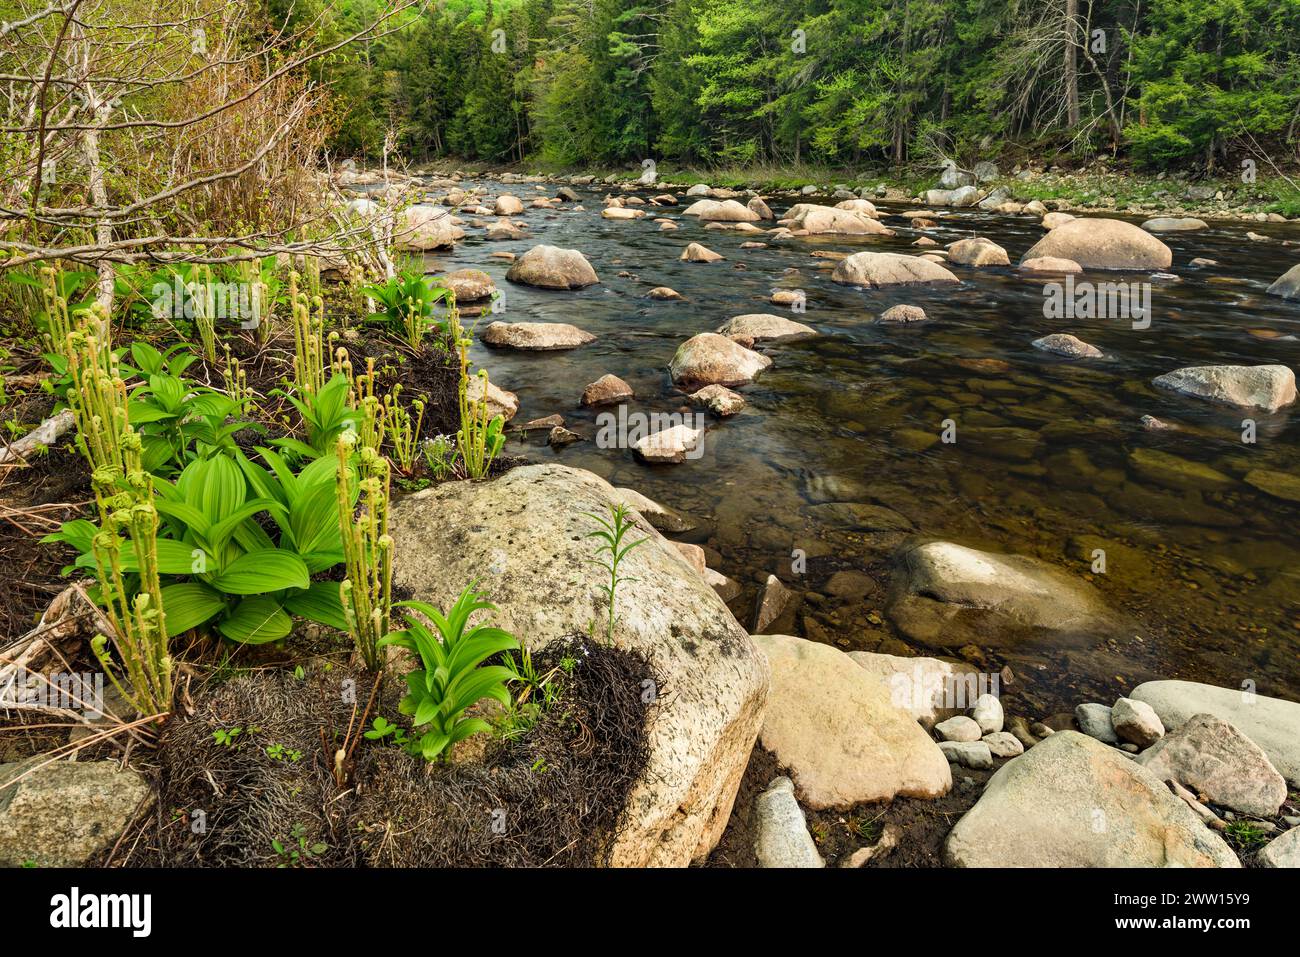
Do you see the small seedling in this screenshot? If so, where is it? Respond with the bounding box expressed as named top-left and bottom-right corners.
top-left (272, 823), bottom-right (328, 867)
top-left (583, 503), bottom-right (648, 644)
top-left (212, 727), bottom-right (242, 747)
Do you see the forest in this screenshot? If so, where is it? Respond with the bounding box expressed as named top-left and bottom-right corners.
top-left (317, 0), bottom-right (1300, 173)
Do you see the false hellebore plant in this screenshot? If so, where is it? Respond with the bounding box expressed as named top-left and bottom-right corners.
top-left (48, 451), bottom-right (355, 644)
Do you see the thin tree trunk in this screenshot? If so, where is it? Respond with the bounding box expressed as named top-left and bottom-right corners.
top-left (1065, 0), bottom-right (1080, 127)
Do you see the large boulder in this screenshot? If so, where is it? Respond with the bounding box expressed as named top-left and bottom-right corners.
top-left (1019, 218), bottom-right (1172, 270)
top-left (443, 268), bottom-right (496, 303)
top-left (1130, 680), bottom-right (1300, 787)
top-left (947, 237), bottom-right (1010, 267)
top-left (0, 759), bottom-right (149, 867)
top-left (716, 313), bottom-right (816, 343)
top-left (923, 186), bottom-right (980, 207)
top-left (669, 333), bottom-right (771, 388)
top-left (681, 199), bottom-right (761, 223)
top-left (1136, 714), bottom-right (1287, 817)
top-left (494, 194), bottom-right (525, 216)
top-left (832, 252), bottom-right (960, 288)
top-left (394, 204), bottom-right (465, 250)
top-left (389, 465), bottom-right (769, 866)
top-left (1267, 263), bottom-right (1300, 299)
top-left (505, 244), bottom-right (600, 289)
top-left (785, 204), bottom-right (893, 236)
top-left (943, 732), bottom-right (1240, 867)
top-left (1152, 364), bottom-right (1297, 413)
top-left (887, 541), bottom-right (1119, 650)
top-left (481, 321), bottom-right (595, 350)
top-left (750, 634), bottom-right (951, 809)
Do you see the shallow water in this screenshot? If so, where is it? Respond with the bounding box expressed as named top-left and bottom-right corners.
top-left (413, 180), bottom-right (1300, 712)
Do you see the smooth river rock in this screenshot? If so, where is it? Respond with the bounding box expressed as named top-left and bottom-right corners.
top-left (947, 237), bottom-right (1010, 266)
top-left (1152, 364), bottom-right (1297, 413)
top-left (505, 244), bottom-right (600, 289)
top-left (481, 320), bottom-right (595, 351)
top-left (943, 732), bottom-right (1240, 868)
top-left (389, 465), bottom-right (770, 866)
top-left (1019, 217), bottom-right (1172, 270)
top-left (832, 252), bottom-right (960, 288)
top-left (716, 313), bottom-right (816, 343)
top-left (669, 333), bottom-right (772, 388)
top-left (750, 633), bottom-right (952, 810)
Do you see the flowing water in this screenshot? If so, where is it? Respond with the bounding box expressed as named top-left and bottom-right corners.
top-left (409, 179), bottom-right (1300, 713)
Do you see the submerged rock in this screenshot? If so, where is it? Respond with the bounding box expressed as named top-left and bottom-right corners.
top-left (943, 732), bottom-right (1240, 867)
top-left (1019, 218), bottom-right (1172, 270)
top-left (669, 333), bottom-right (771, 388)
top-left (750, 633), bottom-right (951, 809)
top-left (716, 313), bottom-right (816, 342)
top-left (878, 304), bottom-right (928, 323)
top-left (1152, 364), bottom-right (1297, 413)
top-left (1032, 333), bottom-right (1103, 358)
top-left (389, 465), bottom-right (769, 866)
top-left (1142, 216), bottom-right (1208, 232)
top-left (505, 244), bottom-right (600, 289)
top-left (887, 541), bottom-right (1118, 650)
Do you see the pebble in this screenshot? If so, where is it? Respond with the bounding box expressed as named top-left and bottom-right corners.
top-left (1075, 702), bottom-right (1118, 743)
top-left (971, 693), bottom-right (1004, 734)
top-left (935, 715), bottom-right (982, 743)
top-left (983, 731), bottom-right (1024, 758)
top-left (940, 741), bottom-right (994, 770)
